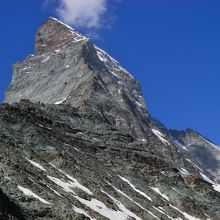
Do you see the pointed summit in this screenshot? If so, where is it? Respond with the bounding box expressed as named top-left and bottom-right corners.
top-left (5, 17), bottom-right (149, 139)
top-left (35, 17), bottom-right (87, 54)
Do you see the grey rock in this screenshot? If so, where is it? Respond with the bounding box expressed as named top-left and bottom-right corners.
top-left (5, 17), bottom-right (148, 140)
top-left (0, 103), bottom-right (220, 220)
top-left (5, 17), bottom-right (215, 182)
top-left (170, 128), bottom-right (220, 182)
top-left (1, 17), bottom-right (220, 219)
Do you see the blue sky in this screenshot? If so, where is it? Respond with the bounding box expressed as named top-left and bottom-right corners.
top-left (0, 1), bottom-right (219, 144)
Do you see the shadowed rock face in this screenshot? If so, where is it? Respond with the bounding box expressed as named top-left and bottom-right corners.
top-left (170, 129), bottom-right (220, 182)
top-left (2, 17), bottom-right (220, 219)
top-left (0, 103), bottom-right (220, 220)
top-left (0, 188), bottom-right (26, 220)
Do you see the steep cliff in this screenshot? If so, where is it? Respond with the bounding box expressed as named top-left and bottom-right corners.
top-left (170, 129), bottom-right (220, 182)
top-left (1, 17), bottom-right (220, 219)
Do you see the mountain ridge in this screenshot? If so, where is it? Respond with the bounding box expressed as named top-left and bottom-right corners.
top-left (4, 15), bottom-right (220, 187)
top-left (170, 128), bottom-right (220, 182)
top-left (5, 17), bottom-right (149, 140)
top-left (1, 17), bottom-right (220, 219)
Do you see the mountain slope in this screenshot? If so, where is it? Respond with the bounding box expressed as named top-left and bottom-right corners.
top-left (170, 129), bottom-right (220, 183)
top-left (5, 17), bottom-right (148, 140)
top-left (0, 103), bottom-right (220, 220)
top-left (5, 17), bottom-right (219, 182)
top-left (1, 17), bottom-right (220, 219)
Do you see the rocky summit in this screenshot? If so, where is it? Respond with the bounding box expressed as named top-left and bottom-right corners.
top-left (1, 17), bottom-right (220, 220)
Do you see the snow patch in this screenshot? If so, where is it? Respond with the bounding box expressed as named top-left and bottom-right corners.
top-left (95, 46), bottom-right (134, 79)
top-left (135, 101), bottom-right (145, 109)
top-left (21, 66), bottom-right (31, 71)
top-left (73, 37), bottom-right (86, 42)
top-left (172, 139), bottom-right (189, 151)
top-left (42, 56), bottom-right (50, 63)
top-left (101, 190), bottom-right (142, 220)
top-left (73, 206), bottom-right (95, 219)
top-left (106, 181), bottom-right (147, 211)
top-left (213, 184), bottom-right (220, 193)
top-left (200, 173), bottom-right (215, 184)
top-left (179, 168), bottom-right (190, 175)
top-left (48, 164), bottom-right (92, 195)
top-left (65, 174), bottom-right (92, 195)
top-left (47, 176), bottom-right (75, 194)
top-left (149, 187), bottom-right (169, 201)
top-left (73, 193), bottom-right (141, 220)
top-left (109, 71), bottom-right (122, 81)
top-left (49, 18), bottom-right (88, 43)
top-left (63, 143), bottom-right (79, 151)
top-left (138, 138), bottom-right (147, 142)
top-left (146, 210), bottom-right (161, 220)
top-left (152, 129), bottom-right (169, 145)
top-left (55, 97), bottom-right (67, 104)
top-left (97, 51), bottom-right (108, 62)
top-left (172, 187), bottom-right (182, 195)
top-left (170, 205), bottom-right (200, 220)
top-left (38, 124), bottom-right (52, 130)
top-left (199, 136), bottom-right (220, 151)
top-left (4, 176), bottom-right (11, 181)
top-left (200, 173), bottom-right (220, 193)
top-left (204, 213), bottom-right (212, 220)
top-left (119, 176), bottom-right (152, 201)
top-left (185, 158), bottom-right (203, 172)
top-left (153, 206), bottom-right (174, 220)
top-left (47, 175), bottom-right (93, 195)
top-left (46, 185), bottom-right (62, 197)
top-left (50, 17), bottom-right (74, 31)
top-left (26, 158), bottom-right (46, 171)
top-left (18, 186), bottom-right (50, 204)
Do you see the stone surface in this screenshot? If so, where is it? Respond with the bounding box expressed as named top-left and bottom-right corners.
top-left (2, 17), bottom-right (220, 219)
top-left (5, 17), bottom-right (148, 140)
top-left (0, 103), bottom-right (220, 220)
top-left (170, 129), bottom-right (220, 182)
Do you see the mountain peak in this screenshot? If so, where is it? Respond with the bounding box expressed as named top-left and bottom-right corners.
top-left (35, 17), bottom-right (87, 54)
top-left (2, 17), bottom-right (220, 219)
top-left (5, 17), bottom-right (148, 139)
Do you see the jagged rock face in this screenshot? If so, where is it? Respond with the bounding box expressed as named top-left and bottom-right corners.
top-left (35, 18), bottom-right (79, 55)
top-left (5, 18), bottom-right (90, 105)
top-left (4, 18), bottom-right (216, 180)
top-left (0, 103), bottom-right (220, 220)
top-left (4, 17), bottom-right (148, 139)
top-left (170, 129), bottom-right (220, 182)
top-left (2, 17), bottom-right (220, 219)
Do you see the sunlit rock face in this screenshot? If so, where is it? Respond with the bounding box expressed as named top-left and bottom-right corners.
top-left (5, 17), bottom-right (148, 139)
top-left (35, 18), bottom-right (79, 55)
top-left (2, 17), bottom-right (220, 219)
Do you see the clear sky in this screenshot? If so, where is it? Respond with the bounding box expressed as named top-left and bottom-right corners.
top-left (0, 1), bottom-right (219, 144)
